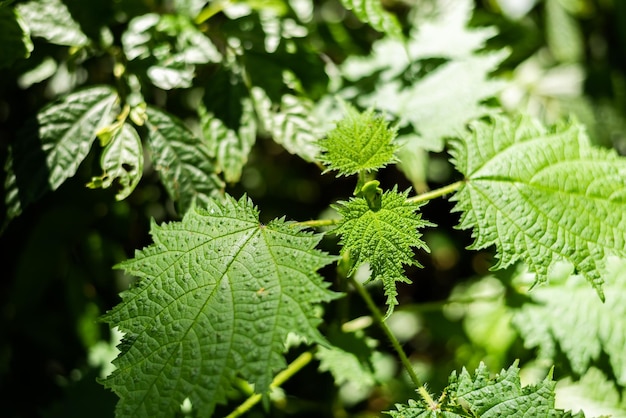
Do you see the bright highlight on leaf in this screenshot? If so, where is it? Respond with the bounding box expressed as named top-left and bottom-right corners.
top-left (319, 103), bottom-right (398, 177)
top-left (513, 257), bottom-right (626, 386)
top-left (450, 115), bottom-right (626, 298)
top-left (388, 362), bottom-right (585, 417)
top-left (333, 187), bottom-right (433, 317)
top-left (339, 0), bottom-right (403, 39)
top-left (102, 195), bottom-right (339, 417)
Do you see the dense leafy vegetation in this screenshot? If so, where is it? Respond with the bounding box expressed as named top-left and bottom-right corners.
top-left (2, 0), bottom-right (626, 417)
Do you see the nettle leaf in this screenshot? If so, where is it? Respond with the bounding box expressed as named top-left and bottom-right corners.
top-left (333, 187), bottom-right (433, 316)
top-left (145, 106), bottom-right (224, 214)
top-left (388, 362), bottom-right (585, 417)
top-left (319, 103), bottom-right (398, 176)
top-left (87, 123), bottom-right (144, 200)
top-left (0, 6), bottom-right (33, 68)
top-left (513, 258), bottom-right (626, 385)
top-left (339, 0), bottom-right (402, 39)
top-left (450, 115), bottom-right (626, 297)
top-left (17, 0), bottom-right (89, 46)
top-left (102, 195), bottom-right (339, 417)
top-left (4, 86), bottom-right (118, 225)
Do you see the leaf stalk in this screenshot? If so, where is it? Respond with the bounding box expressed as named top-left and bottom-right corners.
top-left (225, 351), bottom-right (314, 418)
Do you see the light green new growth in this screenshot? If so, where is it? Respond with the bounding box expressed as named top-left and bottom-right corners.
top-left (450, 114), bottom-right (626, 298)
top-left (339, 0), bottom-right (403, 39)
top-left (319, 103), bottom-right (398, 177)
top-left (102, 195), bottom-right (339, 417)
top-left (388, 362), bottom-right (586, 417)
top-left (333, 187), bottom-right (433, 317)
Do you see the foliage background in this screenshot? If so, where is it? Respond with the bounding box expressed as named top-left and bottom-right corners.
top-left (1, 0), bottom-right (626, 417)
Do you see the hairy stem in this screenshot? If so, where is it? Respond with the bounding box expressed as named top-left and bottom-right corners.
top-left (226, 351), bottom-right (313, 418)
top-left (406, 180), bottom-right (465, 204)
top-left (348, 276), bottom-right (423, 388)
top-left (348, 277), bottom-right (440, 406)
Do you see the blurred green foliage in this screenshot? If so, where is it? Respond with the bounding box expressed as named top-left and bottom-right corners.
top-left (1, 0), bottom-right (626, 417)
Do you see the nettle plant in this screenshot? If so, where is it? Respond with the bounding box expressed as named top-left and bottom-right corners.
top-left (4, 0), bottom-right (626, 416)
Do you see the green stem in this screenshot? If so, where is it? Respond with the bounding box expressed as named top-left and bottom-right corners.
top-left (348, 276), bottom-right (422, 388)
top-left (406, 180), bottom-right (465, 204)
top-left (195, 0), bottom-right (231, 24)
top-left (225, 351), bottom-right (313, 418)
top-left (294, 219), bottom-right (340, 228)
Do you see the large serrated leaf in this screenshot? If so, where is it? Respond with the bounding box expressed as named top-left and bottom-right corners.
top-left (0, 6), bottom-right (33, 68)
top-left (17, 0), bottom-right (89, 46)
top-left (101, 195), bottom-right (339, 417)
top-left (450, 115), bottom-right (626, 298)
top-left (145, 106), bottom-right (224, 214)
top-left (513, 258), bottom-right (626, 386)
top-left (388, 362), bottom-right (585, 417)
top-left (4, 85), bottom-right (118, 226)
top-left (333, 187), bottom-right (433, 316)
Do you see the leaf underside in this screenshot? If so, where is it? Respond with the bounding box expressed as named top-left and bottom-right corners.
top-left (388, 362), bottom-right (585, 417)
top-left (450, 115), bottom-right (626, 297)
top-left (333, 187), bottom-right (432, 316)
top-left (102, 195), bottom-right (338, 417)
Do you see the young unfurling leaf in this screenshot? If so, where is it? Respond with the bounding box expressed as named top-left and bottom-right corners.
top-left (333, 187), bottom-right (433, 317)
top-left (319, 103), bottom-right (398, 177)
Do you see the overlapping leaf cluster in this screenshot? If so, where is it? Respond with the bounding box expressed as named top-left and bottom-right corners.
top-left (388, 362), bottom-right (585, 417)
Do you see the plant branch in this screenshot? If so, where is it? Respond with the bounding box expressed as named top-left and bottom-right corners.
top-left (294, 219), bottom-right (340, 228)
top-left (406, 180), bottom-right (465, 204)
top-left (348, 277), bottom-right (440, 407)
top-left (348, 276), bottom-right (423, 388)
top-left (225, 351), bottom-right (314, 418)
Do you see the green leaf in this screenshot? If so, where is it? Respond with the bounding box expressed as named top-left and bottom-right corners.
top-left (315, 327), bottom-right (384, 393)
top-left (101, 195), bottom-right (339, 417)
top-left (17, 0), bottom-right (89, 46)
top-left (87, 123), bottom-right (144, 200)
top-left (339, 0), bottom-right (402, 39)
top-left (450, 115), bottom-right (626, 297)
top-left (513, 257), bottom-right (626, 385)
top-left (199, 98), bottom-right (257, 184)
top-left (0, 6), bottom-right (33, 68)
top-left (333, 187), bottom-right (433, 316)
top-left (252, 87), bottom-right (322, 162)
top-left (122, 13), bottom-right (221, 90)
top-left (545, 0), bottom-right (583, 63)
top-left (388, 362), bottom-right (586, 417)
top-left (555, 367), bottom-right (626, 416)
top-left (319, 103), bottom-right (398, 177)
top-left (145, 106), bottom-right (224, 214)
top-left (4, 86), bottom-right (118, 226)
